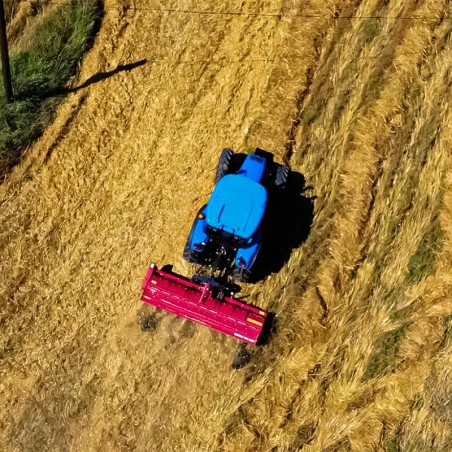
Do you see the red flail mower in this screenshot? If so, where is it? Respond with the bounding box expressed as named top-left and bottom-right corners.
top-left (141, 264), bottom-right (268, 345)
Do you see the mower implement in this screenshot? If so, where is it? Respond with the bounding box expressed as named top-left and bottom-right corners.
top-left (141, 264), bottom-right (267, 345)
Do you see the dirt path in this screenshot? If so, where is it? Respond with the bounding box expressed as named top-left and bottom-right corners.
top-left (1, 1), bottom-right (451, 451)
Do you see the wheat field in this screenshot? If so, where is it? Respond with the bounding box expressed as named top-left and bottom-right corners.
top-left (1, 0), bottom-right (451, 450)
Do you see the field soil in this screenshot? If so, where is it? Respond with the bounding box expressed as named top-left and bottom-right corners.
top-left (1, 1), bottom-right (451, 451)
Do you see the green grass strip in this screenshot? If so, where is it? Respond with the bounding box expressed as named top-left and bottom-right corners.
top-left (0, 0), bottom-right (100, 176)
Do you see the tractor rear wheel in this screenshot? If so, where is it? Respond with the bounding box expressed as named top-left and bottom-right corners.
top-left (232, 266), bottom-right (253, 283)
top-left (215, 148), bottom-right (233, 183)
top-left (183, 240), bottom-right (201, 264)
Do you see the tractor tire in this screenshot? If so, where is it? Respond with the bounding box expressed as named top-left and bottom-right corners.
top-left (183, 240), bottom-right (201, 264)
top-left (232, 266), bottom-right (253, 283)
top-left (274, 165), bottom-right (289, 189)
top-left (215, 148), bottom-right (233, 183)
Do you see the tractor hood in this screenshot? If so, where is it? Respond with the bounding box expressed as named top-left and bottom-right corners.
top-left (206, 175), bottom-right (267, 239)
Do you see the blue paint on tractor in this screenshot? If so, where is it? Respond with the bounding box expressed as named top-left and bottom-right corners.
top-left (206, 174), bottom-right (267, 239)
top-left (189, 205), bottom-right (209, 252)
top-left (237, 154), bottom-right (266, 182)
top-left (235, 228), bottom-right (262, 269)
top-left (184, 149), bottom-right (285, 282)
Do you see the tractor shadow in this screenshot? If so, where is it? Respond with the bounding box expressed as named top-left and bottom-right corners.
top-left (252, 170), bottom-right (315, 282)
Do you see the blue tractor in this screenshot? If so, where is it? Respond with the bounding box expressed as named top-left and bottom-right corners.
top-left (183, 148), bottom-right (288, 282)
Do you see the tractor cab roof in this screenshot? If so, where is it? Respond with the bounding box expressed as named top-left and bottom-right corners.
top-left (206, 174), bottom-right (267, 240)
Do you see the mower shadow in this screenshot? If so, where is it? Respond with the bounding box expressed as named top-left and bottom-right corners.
top-left (251, 170), bottom-right (315, 282)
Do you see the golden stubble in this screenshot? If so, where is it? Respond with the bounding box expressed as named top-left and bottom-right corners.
top-left (1, 0), bottom-right (451, 451)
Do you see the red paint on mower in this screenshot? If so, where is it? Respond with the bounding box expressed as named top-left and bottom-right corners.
top-left (141, 264), bottom-right (267, 345)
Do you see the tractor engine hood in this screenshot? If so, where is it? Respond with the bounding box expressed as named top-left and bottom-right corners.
top-left (206, 174), bottom-right (267, 239)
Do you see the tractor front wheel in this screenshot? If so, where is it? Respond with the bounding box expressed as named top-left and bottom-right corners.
top-left (215, 148), bottom-right (233, 183)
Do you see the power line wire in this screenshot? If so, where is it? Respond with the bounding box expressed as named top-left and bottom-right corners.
top-left (16, 0), bottom-right (452, 20)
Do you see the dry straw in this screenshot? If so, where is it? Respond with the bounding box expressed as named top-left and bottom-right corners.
top-left (1, 0), bottom-right (451, 451)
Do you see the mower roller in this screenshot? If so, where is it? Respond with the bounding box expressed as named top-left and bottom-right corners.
top-left (140, 148), bottom-right (288, 345)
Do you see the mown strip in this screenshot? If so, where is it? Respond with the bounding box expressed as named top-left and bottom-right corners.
top-left (0, 0), bottom-right (101, 179)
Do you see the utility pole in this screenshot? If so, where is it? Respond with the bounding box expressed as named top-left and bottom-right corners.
top-left (0, 0), bottom-right (13, 103)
